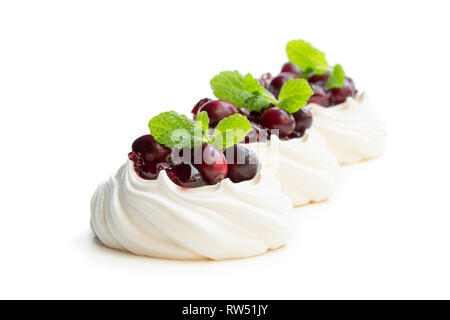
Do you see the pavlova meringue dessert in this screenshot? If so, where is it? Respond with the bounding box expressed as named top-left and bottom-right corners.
top-left (190, 70), bottom-right (339, 207)
top-left (91, 111), bottom-right (292, 260)
top-left (274, 39), bottom-right (387, 164)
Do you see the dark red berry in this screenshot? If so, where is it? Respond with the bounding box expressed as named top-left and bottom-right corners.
top-left (307, 83), bottom-right (331, 107)
top-left (259, 73), bottom-right (273, 90)
top-left (248, 110), bottom-right (262, 123)
top-left (331, 77), bottom-right (357, 105)
top-left (292, 108), bottom-right (313, 134)
top-left (192, 98), bottom-right (212, 119)
top-left (224, 144), bottom-right (258, 183)
top-left (285, 130), bottom-right (303, 140)
top-left (238, 107), bottom-right (250, 117)
top-left (281, 62), bottom-right (301, 75)
top-left (193, 144), bottom-right (228, 184)
top-left (308, 72), bottom-right (330, 84)
top-left (268, 73), bottom-right (299, 99)
top-left (244, 122), bottom-right (264, 143)
top-left (198, 100), bottom-right (239, 127)
top-left (164, 163), bottom-right (208, 188)
top-left (132, 134), bottom-right (172, 164)
top-left (139, 162), bottom-right (159, 180)
top-left (260, 107), bottom-right (295, 138)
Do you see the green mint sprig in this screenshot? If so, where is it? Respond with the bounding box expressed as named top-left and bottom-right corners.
top-left (327, 64), bottom-right (345, 89)
top-left (210, 71), bottom-right (277, 112)
top-left (286, 39), bottom-right (346, 89)
top-left (148, 111), bottom-right (252, 150)
top-left (210, 71), bottom-right (313, 113)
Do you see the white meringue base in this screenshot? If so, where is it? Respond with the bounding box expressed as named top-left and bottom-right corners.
top-left (90, 161), bottom-right (293, 261)
top-left (245, 129), bottom-right (339, 207)
top-left (309, 92), bottom-right (387, 164)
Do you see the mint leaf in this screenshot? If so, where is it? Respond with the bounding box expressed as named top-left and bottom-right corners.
top-left (194, 111), bottom-right (211, 144)
top-left (301, 68), bottom-right (316, 79)
top-left (327, 64), bottom-right (346, 89)
top-left (277, 79), bottom-right (314, 113)
top-left (244, 93), bottom-right (273, 112)
top-left (195, 111), bottom-right (210, 134)
top-left (211, 114), bottom-right (252, 149)
top-left (286, 40), bottom-right (331, 76)
top-left (148, 111), bottom-right (196, 148)
top-left (210, 71), bottom-right (276, 112)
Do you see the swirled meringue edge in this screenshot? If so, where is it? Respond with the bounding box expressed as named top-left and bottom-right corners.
top-left (90, 161), bottom-right (293, 261)
top-left (244, 128), bottom-right (339, 207)
top-left (309, 92), bottom-right (387, 164)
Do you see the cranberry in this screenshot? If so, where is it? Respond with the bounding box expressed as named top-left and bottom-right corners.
top-left (308, 72), bottom-right (330, 85)
top-left (260, 107), bottom-right (295, 138)
top-left (244, 122), bottom-right (264, 143)
top-left (192, 98), bottom-right (212, 119)
top-left (139, 162), bottom-right (159, 180)
top-left (285, 131), bottom-right (303, 140)
top-left (193, 144), bottom-right (228, 184)
top-left (306, 84), bottom-right (331, 107)
top-left (259, 73), bottom-right (273, 90)
top-left (198, 100), bottom-right (239, 127)
top-left (132, 134), bottom-right (172, 164)
top-left (164, 163), bottom-right (208, 188)
top-left (224, 144), bottom-right (258, 183)
top-left (238, 107), bottom-right (250, 117)
top-left (292, 108), bottom-right (313, 134)
top-left (281, 62), bottom-right (301, 75)
top-left (331, 77), bottom-right (357, 105)
top-left (268, 73), bottom-right (299, 99)
top-left (248, 110), bottom-right (262, 123)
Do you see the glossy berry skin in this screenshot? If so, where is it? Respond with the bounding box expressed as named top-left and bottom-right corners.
top-left (258, 73), bottom-right (272, 90)
top-left (260, 107), bottom-right (295, 138)
top-left (308, 72), bottom-right (330, 84)
top-left (247, 110), bottom-right (263, 123)
top-left (331, 77), bottom-right (357, 105)
top-left (191, 98), bottom-right (212, 119)
top-left (244, 122), bottom-right (264, 143)
top-left (224, 144), bottom-right (258, 183)
top-left (268, 72), bottom-right (299, 99)
top-left (132, 134), bottom-right (172, 164)
top-left (238, 107), bottom-right (250, 117)
top-left (308, 83), bottom-right (331, 107)
top-left (129, 152), bottom-right (157, 180)
top-left (194, 144), bottom-right (228, 184)
top-left (292, 108), bottom-right (313, 134)
top-left (198, 100), bottom-right (239, 127)
top-left (164, 163), bottom-right (208, 188)
top-left (281, 62), bottom-right (301, 75)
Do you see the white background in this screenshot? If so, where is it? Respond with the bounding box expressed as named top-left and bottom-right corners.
top-left (1, 0), bottom-right (449, 299)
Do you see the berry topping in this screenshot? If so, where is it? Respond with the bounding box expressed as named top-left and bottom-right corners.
top-left (268, 72), bottom-right (299, 99)
top-left (244, 121), bottom-right (265, 143)
top-left (307, 83), bottom-right (331, 107)
top-left (132, 134), bottom-right (172, 164)
top-left (198, 100), bottom-right (239, 127)
top-left (260, 107), bottom-right (295, 138)
top-left (238, 107), bottom-right (250, 117)
top-left (308, 72), bottom-right (330, 84)
top-left (286, 39), bottom-right (357, 107)
top-left (224, 144), bottom-right (258, 183)
top-left (281, 62), bottom-right (301, 75)
top-left (331, 77), bottom-right (357, 104)
top-left (165, 163), bottom-right (208, 188)
top-left (128, 151), bottom-right (159, 180)
top-left (258, 72), bottom-right (273, 90)
top-left (192, 98), bottom-right (212, 119)
top-left (292, 108), bottom-right (313, 134)
top-left (194, 144), bottom-right (228, 184)
top-left (139, 162), bottom-right (160, 180)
